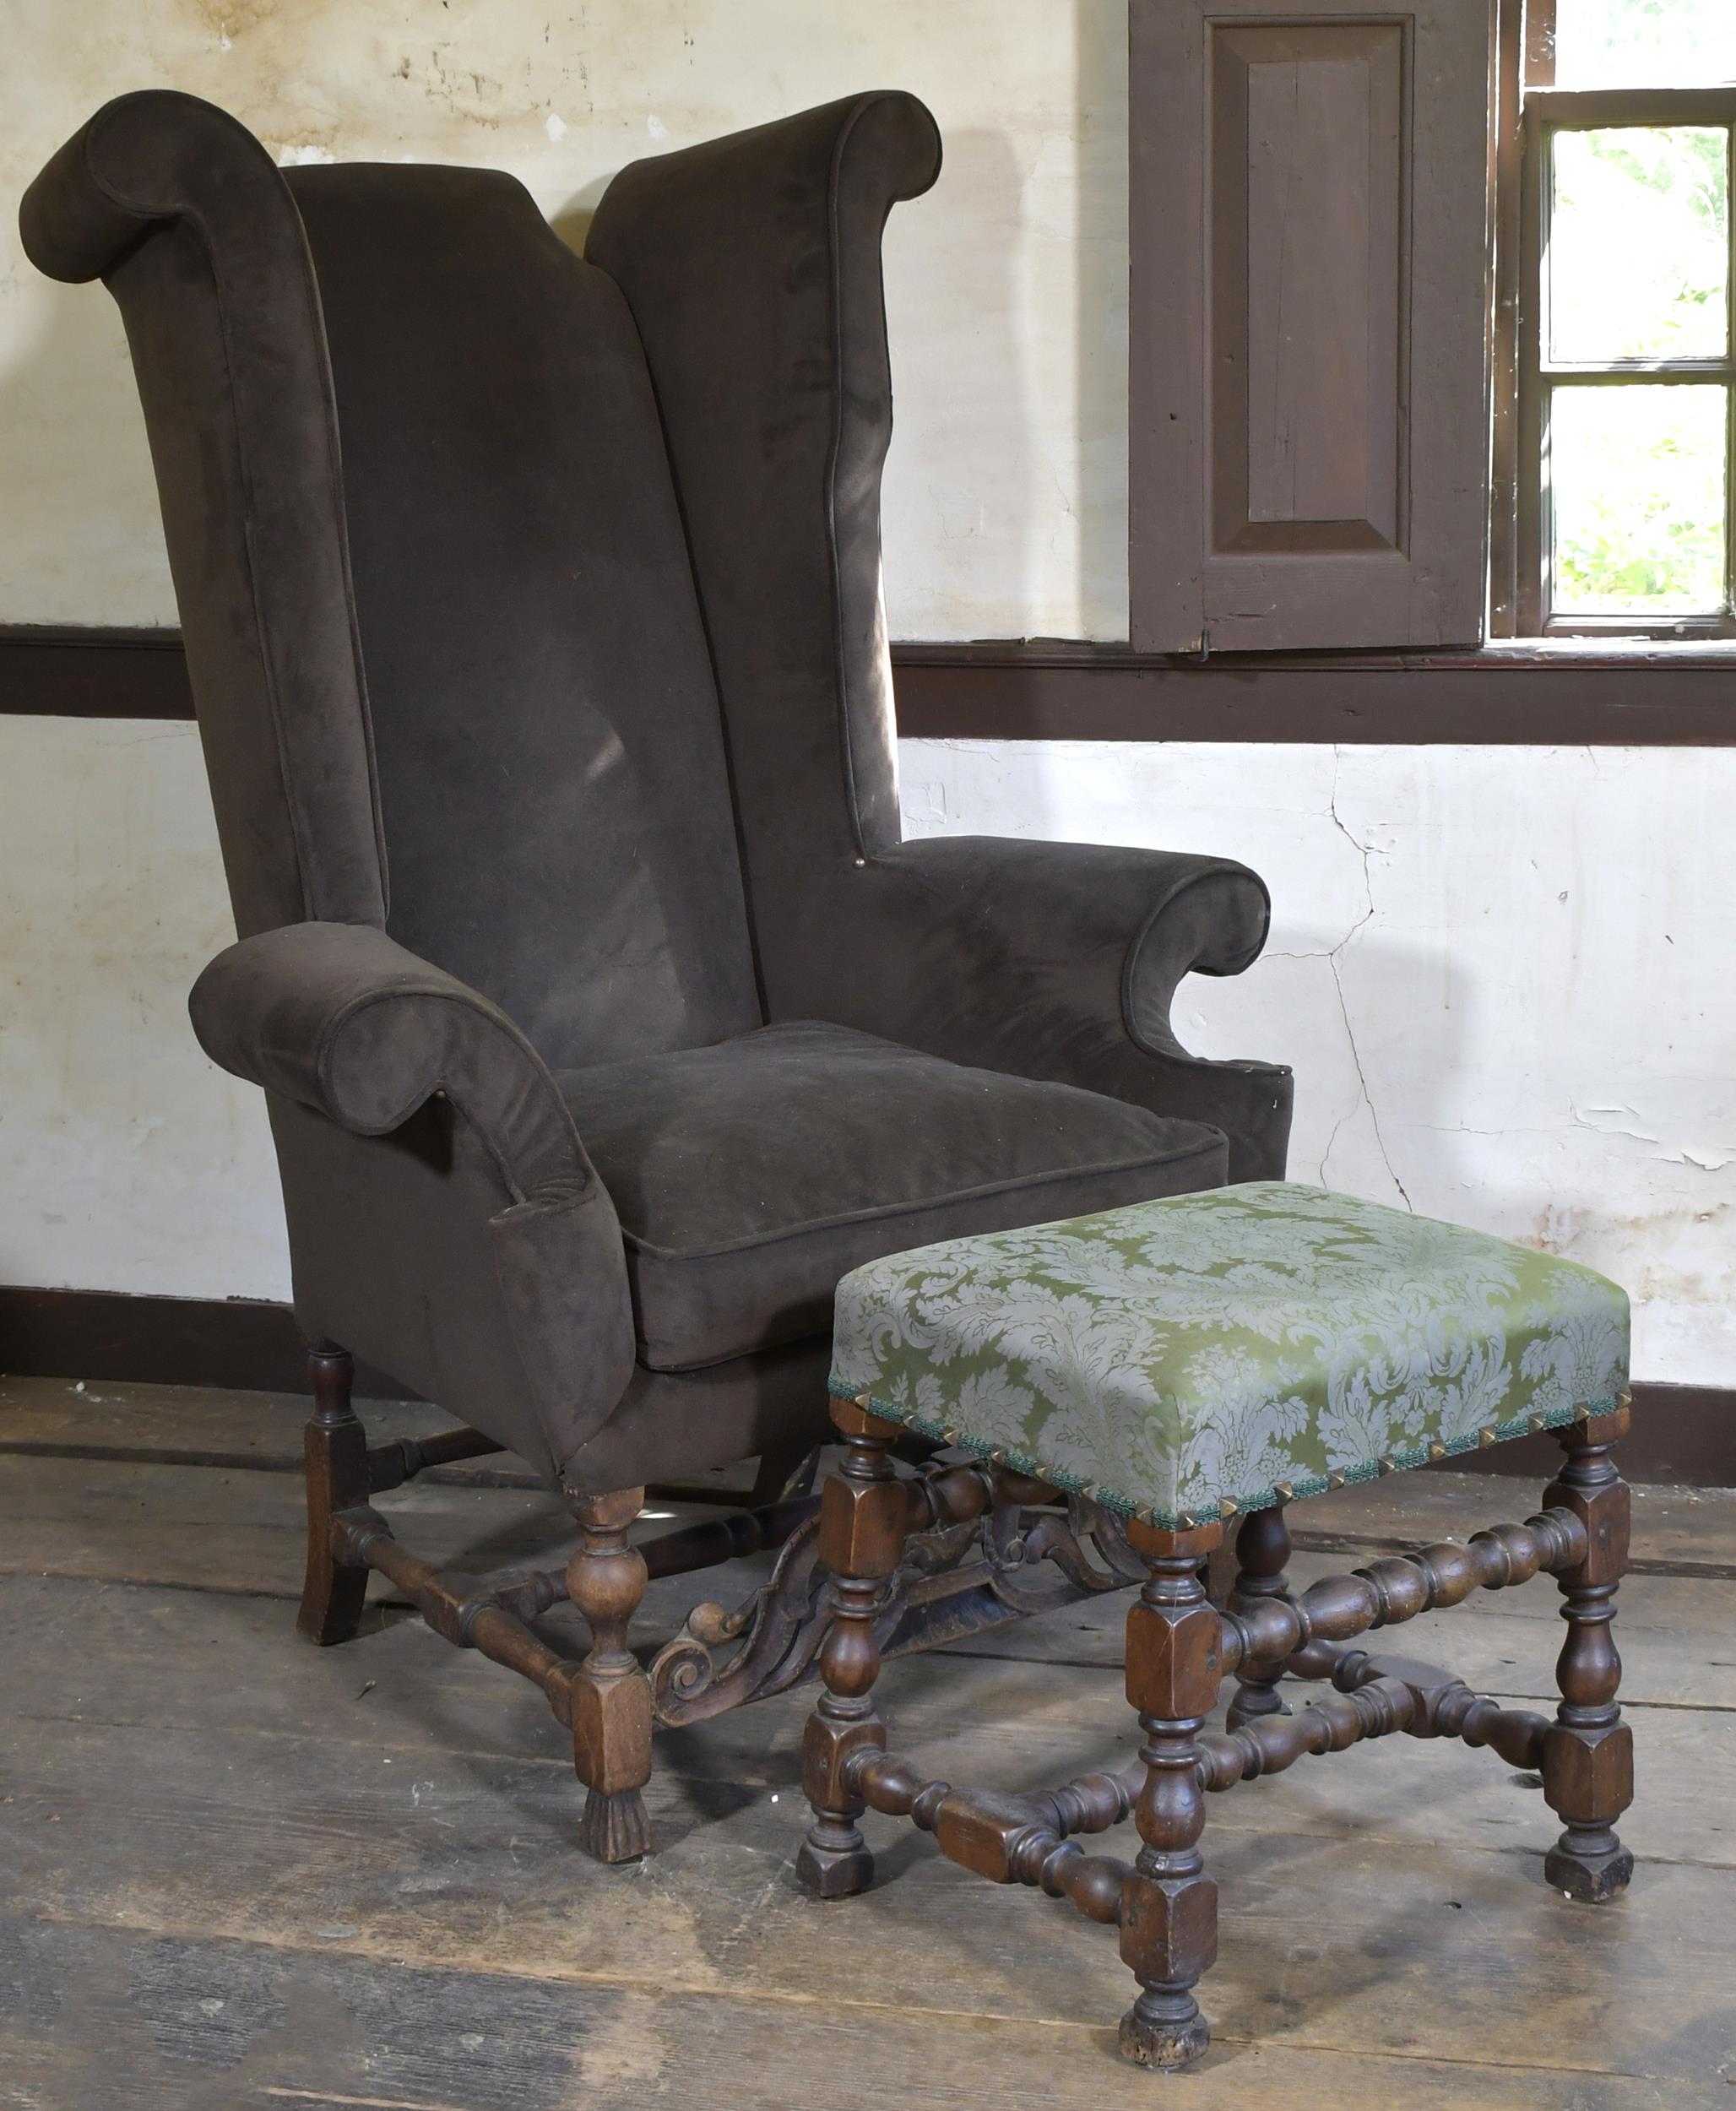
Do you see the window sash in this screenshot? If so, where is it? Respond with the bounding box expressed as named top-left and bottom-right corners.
top-left (1511, 81), bottom-right (1736, 638)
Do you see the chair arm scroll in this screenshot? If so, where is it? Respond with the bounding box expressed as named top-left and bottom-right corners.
top-left (189, 920), bottom-right (593, 1203)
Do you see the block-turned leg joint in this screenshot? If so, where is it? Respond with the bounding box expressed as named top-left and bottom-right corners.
top-left (566, 1485), bottom-right (654, 1864)
top-left (796, 1397), bottom-right (910, 1901)
top-left (1119, 1518), bottom-right (1226, 2071)
top-left (297, 1343), bottom-right (371, 1646)
top-left (1541, 1407), bottom-right (1635, 1903)
top-left (1225, 1503), bottom-right (1292, 1733)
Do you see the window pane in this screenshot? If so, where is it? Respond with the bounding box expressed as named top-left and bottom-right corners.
top-left (1554, 0), bottom-right (1736, 84)
top-left (1550, 383), bottom-right (1728, 614)
top-left (1550, 128), bottom-right (1728, 361)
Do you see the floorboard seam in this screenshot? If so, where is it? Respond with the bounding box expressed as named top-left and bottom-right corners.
top-left (10, 1903), bottom-right (1678, 2084)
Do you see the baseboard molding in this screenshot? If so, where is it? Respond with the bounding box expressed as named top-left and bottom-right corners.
top-left (5, 624), bottom-right (1736, 745)
top-left (0, 1286), bottom-right (412, 1402)
top-left (1431, 1391), bottom-right (1733, 1489)
top-left (2, 1284), bottom-right (1727, 1484)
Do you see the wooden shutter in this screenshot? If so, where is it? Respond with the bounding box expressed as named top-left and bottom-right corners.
top-left (1131, 0), bottom-right (1495, 652)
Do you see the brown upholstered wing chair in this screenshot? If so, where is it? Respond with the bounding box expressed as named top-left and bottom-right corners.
top-left (22, 89), bottom-right (1292, 1861)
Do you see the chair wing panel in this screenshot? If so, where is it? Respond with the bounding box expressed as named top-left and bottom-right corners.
top-left (587, 92), bottom-right (941, 990)
top-left (285, 161), bottom-right (759, 1065)
top-left (20, 90), bottom-right (385, 938)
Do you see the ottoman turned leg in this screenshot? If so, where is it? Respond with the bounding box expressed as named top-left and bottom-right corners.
top-left (1541, 1408), bottom-right (1636, 1902)
top-left (1120, 1519), bottom-right (1226, 2071)
top-left (797, 1399), bottom-right (911, 1900)
top-left (1225, 1502), bottom-right (1292, 1732)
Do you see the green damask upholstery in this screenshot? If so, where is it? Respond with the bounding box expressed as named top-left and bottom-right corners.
top-left (830, 1183), bottom-right (1630, 1530)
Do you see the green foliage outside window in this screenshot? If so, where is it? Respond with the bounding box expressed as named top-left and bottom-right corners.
top-left (1547, 111), bottom-right (1730, 615)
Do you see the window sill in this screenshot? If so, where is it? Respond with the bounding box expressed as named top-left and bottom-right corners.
top-left (894, 637), bottom-right (1736, 672)
top-left (1477, 637), bottom-right (1736, 665)
top-left (889, 639), bottom-right (1736, 745)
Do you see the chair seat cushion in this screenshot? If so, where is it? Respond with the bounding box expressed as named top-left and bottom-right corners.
top-left (559, 1021), bottom-right (1228, 1370)
top-left (830, 1182), bottom-right (1631, 1529)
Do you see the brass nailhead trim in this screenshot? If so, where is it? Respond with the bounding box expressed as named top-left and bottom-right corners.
top-left (840, 1389), bottom-right (1619, 1534)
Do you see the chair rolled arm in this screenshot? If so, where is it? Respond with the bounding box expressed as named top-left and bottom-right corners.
top-left (189, 921), bottom-right (594, 1202)
top-left (783, 836), bottom-right (1294, 1180)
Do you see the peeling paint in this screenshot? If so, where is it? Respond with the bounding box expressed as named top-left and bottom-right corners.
top-left (902, 738), bottom-right (1736, 1387)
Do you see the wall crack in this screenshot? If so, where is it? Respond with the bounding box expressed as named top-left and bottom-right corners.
top-left (1318, 746), bottom-right (1412, 1212)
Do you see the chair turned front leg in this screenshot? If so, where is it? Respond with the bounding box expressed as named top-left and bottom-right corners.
top-left (1541, 1408), bottom-right (1636, 1902)
top-left (1120, 1520), bottom-right (1226, 2071)
top-left (297, 1343), bottom-right (372, 1646)
top-left (566, 1486), bottom-right (654, 1864)
top-left (1225, 1503), bottom-right (1292, 1732)
top-left (796, 1399), bottom-right (909, 1900)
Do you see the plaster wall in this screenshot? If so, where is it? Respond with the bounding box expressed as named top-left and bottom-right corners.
top-left (0, 0), bottom-right (1127, 638)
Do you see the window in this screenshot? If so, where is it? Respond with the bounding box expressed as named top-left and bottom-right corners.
top-left (1130, 0), bottom-right (1736, 655)
top-left (1501, 1), bottom-right (1736, 637)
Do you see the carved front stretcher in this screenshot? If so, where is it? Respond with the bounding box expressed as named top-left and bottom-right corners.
top-left (301, 1345), bottom-right (1180, 1842)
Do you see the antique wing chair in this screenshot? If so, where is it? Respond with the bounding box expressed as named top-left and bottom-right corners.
top-left (23, 88), bottom-right (1291, 1861)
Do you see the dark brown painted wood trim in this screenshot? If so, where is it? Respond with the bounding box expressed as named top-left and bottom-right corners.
top-left (892, 641), bottom-right (1736, 744)
top-left (0, 1284), bottom-right (1728, 1485)
top-left (3, 626), bottom-right (1733, 743)
top-left (1429, 1391), bottom-right (1733, 1490)
top-left (0, 1286), bottom-right (410, 1401)
top-left (0, 624), bottom-right (193, 719)
top-left (1488, 0), bottom-right (1526, 639)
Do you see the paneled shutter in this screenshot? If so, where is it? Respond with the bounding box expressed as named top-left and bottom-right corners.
top-left (1131, 0), bottom-right (1495, 651)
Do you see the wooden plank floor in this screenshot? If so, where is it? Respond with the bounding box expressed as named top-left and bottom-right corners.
top-left (3, 1375), bottom-right (1733, 2108)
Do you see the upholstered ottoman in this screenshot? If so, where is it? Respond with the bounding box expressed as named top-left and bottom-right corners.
top-left (794, 1183), bottom-right (1634, 2071)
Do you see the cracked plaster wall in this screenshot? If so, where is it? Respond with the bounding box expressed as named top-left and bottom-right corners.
top-left (0, 1), bottom-right (1730, 1387)
top-left (901, 741), bottom-right (1736, 1386)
